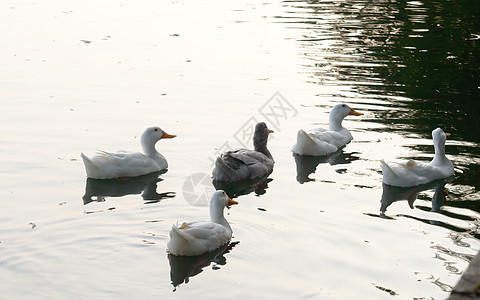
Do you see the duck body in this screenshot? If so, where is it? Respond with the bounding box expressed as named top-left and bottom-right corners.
top-left (292, 104), bottom-right (363, 156)
top-left (167, 190), bottom-right (238, 256)
top-left (213, 122), bottom-right (274, 182)
top-left (168, 221), bottom-right (231, 257)
top-left (81, 150), bottom-right (165, 179)
top-left (213, 148), bottom-right (274, 182)
top-left (81, 126), bottom-right (175, 179)
top-left (381, 128), bottom-right (454, 187)
top-left (292, 127), bottom-right (352, 156)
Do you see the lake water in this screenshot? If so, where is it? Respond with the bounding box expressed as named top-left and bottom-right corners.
top-left (1, 0), bottom-right (479, 299)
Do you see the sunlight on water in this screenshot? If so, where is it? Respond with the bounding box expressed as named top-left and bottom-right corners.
top-left (0, 0), bottom-right (479, 299)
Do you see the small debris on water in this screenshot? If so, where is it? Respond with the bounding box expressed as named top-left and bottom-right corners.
top-left (373, 284), bottom-right (398, 296)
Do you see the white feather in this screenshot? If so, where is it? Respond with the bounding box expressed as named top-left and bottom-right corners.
top-left (81, 126), bottom-right (175, 179)
top-left (381, 128), bottom-right (454, 187)
top-left (292, 104), bottom-right (362, 156)
top-left (167, 190), bottom-right (237, 256)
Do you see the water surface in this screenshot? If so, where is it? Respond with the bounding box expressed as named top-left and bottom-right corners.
top-left (1, 0), bottom-right (479, 299)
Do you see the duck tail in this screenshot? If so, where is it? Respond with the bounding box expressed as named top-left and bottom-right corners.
top-left (380, 159), bottom-right (389, 171)
top-left (380, 159), bottom-right (397, 176)
top-left (169, 224), bottom-right (188, 239)
top-left (212, 156), bottom-right (234, 181)
top-left (168, 223), bottom-right (192, 247)
top-left (81, 153), bottom-right (98, 177)
top-left (292, 129), bottom-right (315, 155)
top-left (298, 129), bottom-right (314, 143)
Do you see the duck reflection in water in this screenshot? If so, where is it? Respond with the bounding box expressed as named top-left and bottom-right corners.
top-left (82, 170), bottom-right (175, 205)
top-left (380, 178), bottom-right (451, 217)
top-left (294, 148), bottom-right (360, 184)
top-left (213, 175), bottom-right (272, 198)
top-left (168, 241), bottom-right (239, 291)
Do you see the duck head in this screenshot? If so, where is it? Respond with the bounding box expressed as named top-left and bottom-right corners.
top-left (430, 127), bottom-right (455, 171)
top-left (432, 127), bottom-right (449, 143)
top-left (329, 104), bottom-right (363, 131)
top-left (141, 126), bottom-right (176, 157)
top-left (210, 190), bottom-right (238, 225)
top-left (432, 127), bottom-right (449, 155)
top-left (210, 190), bottom-right (238, 207)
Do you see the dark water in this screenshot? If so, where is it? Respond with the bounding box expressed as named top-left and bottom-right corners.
top-left (279, 0), bottom-right (480, 210)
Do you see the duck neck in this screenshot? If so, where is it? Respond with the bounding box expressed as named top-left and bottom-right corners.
top-left (141, 136), bottom-right (159, 158)
top-left (431, 140), bottom-right (447, 166)
top-left (210, 205), bottom-right (231, 231)
top-left (254, 137), bottom-right (272, 160)
top-left (329, 113), bottom-right (345, 132)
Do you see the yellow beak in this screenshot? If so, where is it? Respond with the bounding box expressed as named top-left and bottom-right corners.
top-left (228, 197), bottom-right (239, 206)
top-left (349, 108), bottom-right (363, 116)
top-left (162, 131), bottom-right (176, 139)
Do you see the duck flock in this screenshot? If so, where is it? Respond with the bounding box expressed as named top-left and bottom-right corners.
top-left (81, 103), bottom-right (454, 257)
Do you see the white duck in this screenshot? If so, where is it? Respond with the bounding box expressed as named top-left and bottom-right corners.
top-left (292, 104), bottom-right (363, 156)
top-left (81, 126), bottom-right (176, 179)
top-left (212, 122), bottom-right (274, 182)
top-left (167, 190), bottom-right (238, 256)
top-left (381, 128), bottom-right (454, 187)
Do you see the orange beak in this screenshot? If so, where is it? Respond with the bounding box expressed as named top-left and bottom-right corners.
top-left (349, 108), bottom-right (363, 116)
top-left (445, 133), bottom-right (451, 138)
top-left (161, 131), bottom-right (176, 139)
top-left (268, 129), bottom-right (274, 133)
top-left (227, 197), bottom-right (238, 206)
